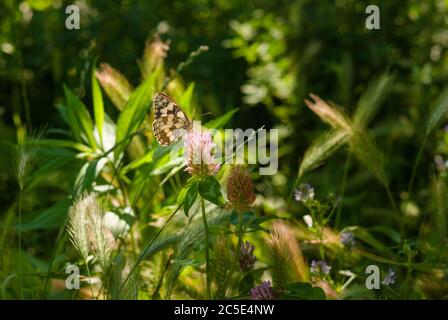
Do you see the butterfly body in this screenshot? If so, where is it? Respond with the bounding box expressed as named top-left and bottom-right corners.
top-left (152, 92), bottom-right (192, 146)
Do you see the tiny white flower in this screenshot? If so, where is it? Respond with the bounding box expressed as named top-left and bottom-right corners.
top-left (303, 214), bottom-right (313, 228)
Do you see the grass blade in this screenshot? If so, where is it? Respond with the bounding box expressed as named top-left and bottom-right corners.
top-left (92, 61), bottom-right (105, 147)
top-left (115, 67), bottom-right (161, 158)
top-left (426, 84), bottom-right (448, 135)
top-left (299, 129), bottom-right (348, 178)
top-left (63, 85), bottom-right (96, 149)
top-left (353, 72), bottom-right (394, 127)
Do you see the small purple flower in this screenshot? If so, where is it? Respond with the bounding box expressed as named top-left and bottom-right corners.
top-left (310, 260), bottom-right (331, 275)
top-left (239, 241), bottom-right (256, 271)
top-left (250, 280), bottom-right (275, 300)
top-left (382, 268), bottom-right (396, 286)
top-left (294, 183), bottom-right (315, 202)
top-left (340, 231), bottom-right (355, 249)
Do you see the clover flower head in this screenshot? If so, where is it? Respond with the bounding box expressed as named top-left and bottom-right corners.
top-left (310, 260), bottom-right (331, 275)
top-left (184, 129), bottom-right (220, 177)
top-left (239, 240), bottom-right (256, 271)
top-left (382, 268), bottom-right (396, 286)
top-left (250, 280), bottom-right (275, 300)
top-left (294, 183), bottom-right (315, 202)
top-left (226, 165), bottom-right (256, 212)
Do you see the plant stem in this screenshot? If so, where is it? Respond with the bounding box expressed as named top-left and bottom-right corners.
top-left (18, 189), bottom-right (23, 299)
top-left (226, 211), bottom-right (244, 297)
top-left (319, 225), bottom-right (325, 260)
top-left (85, 262), bottom-right (95, 299)
top-left (152, 252), bottom-right (172, 299)
top-left (287, 175), bottom-right (301, 208)
top-left (161, 45), bottom-right (209, 90)
top-left (407, 135), bottom-right (427, 196)
top-left (118, 203), bottom-right (181, 295)
top-left (201, 197), bottom-right (211, 299)
top-left (385, 185), bottom-right (402, 236)
top-left (335, 154), bottom-right (351, 229)
top-left (237, 212), bottom-right (244, 259)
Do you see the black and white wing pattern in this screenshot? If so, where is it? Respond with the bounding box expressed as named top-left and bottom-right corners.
top-left (152, 92), bottom-right (192, 146)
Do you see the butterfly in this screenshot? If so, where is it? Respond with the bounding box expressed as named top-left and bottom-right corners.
top-left (152, 92), bottom-right (192, 146)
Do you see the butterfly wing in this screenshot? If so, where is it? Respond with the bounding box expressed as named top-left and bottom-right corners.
top-left (152, 93), bottom-right (191, 146)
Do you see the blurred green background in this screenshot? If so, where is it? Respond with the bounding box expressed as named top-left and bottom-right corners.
top-left (2, 0), bottom-right (448, 217)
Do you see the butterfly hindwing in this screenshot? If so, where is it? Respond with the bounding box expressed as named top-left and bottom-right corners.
top-left (152, 93), bottom-right (191, 146)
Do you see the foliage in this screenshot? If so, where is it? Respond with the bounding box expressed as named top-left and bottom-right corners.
top-left (1, 0), bottom-right (448, 300)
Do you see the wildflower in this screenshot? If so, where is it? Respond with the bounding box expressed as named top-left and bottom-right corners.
top-left (250, 280), bottom-right (275, 300)
top-left (382, 268), bottom-right (396, 286)
top-left (67, 193), bottom-right (95, 261)
top-left (214, 234), bottom-right (232, 299)
top-left (239, 241), bottom-right (256, 271)
top-left (184, 129), bottom-right (220, 177)
top-left (294, 183), bottom-right (315, 202)
top-left (226, 165), bottom-right (256, 212)
top-left (266, 224), bottom-right (290, 291)
top-left (310, 260), bottom-right (331, 275)
top-left (95, 63), bottom-right (133, 110)
top-left (67, 193), bottom-right (113, 270)
top-left (14, 127), bottom-right (47, 190)
top-left (340, 231), bottom-right (355, 249)
top-left (303, 214), bottom-right (313, 228)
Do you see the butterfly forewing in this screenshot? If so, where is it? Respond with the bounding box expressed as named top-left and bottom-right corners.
top-left (152, 93), bottom-right (191, 146)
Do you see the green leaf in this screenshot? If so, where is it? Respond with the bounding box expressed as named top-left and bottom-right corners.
top-left (177, 178), bottom-right (198, 206)
top-left (33, 139), bottom-right (91, 153)
top-left (150, 156), bottom-right (185, 176)
top-left (204, 108), bottom-right (239, 129)
top-left (238, 268), bottom-right (265, 295)
top-left (239, 273), bottom-right (254, 294)
top-left (353, 72), bottom-right (394, 127)
top-left (122, 150), bottom-right (155, 173)
top-left (115, 67), bottom-right (161, 158)
top-left (63, 85), bottom-right (96, 149)
top-left (183, 182), bottom-right (198, 217)
top-left (74, 157), bottom-right (109, 195)
top-left (368, 225), bottom-right (401, 244)
top-left (283, 282), bottom-right (326, 300)
top-left (230, 211), bottom-right (254, 225)
top-left (349, 226), bottom-right (396, 257)
top-left (179, 82), bottom-right (195, 116)
top-left (25, 149), bottom-right (77, 192)
top-left (159, 163), bottom-right (186, 186)
top-left (198, 176), bottom-right (224, 206)
top-left (16, 199), bottom-right (71, 230)
top-left (141, 234), bottom-right (181, 260)
top-left (92, 60), bottom-right (105, 147)
top-left (349, 129), bottom-right (389, 186)
top-left (431, 177), bottom-right (448, 247)
top-left (27, 0), bottom-right (53, 11)
top-left (299, 129), bottom-right (348, 178)
top-left (247, 214), bottom-right (277, 231)
top-left (426, 84), bottom-right (448, 135)
top-left (177, 187), bottom-right (188, 206)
